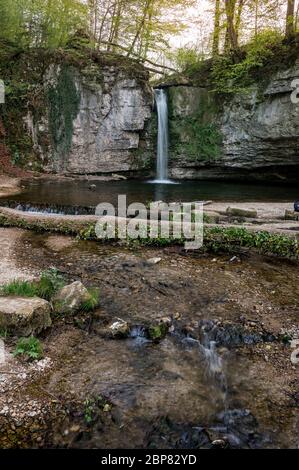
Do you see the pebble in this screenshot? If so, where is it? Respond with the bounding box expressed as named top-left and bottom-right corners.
top-left (147, 257), bottom-right (162, 265)
top-left (70, 425), bottom-right (80, 433)
top-left (211, 439), bottom-right (226, 447)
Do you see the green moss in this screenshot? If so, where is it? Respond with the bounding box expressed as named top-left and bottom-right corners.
top-left (148, 323), bottom-right (168, 341)
top-left (167, 87), bottom-right (222, 162)
top-left (170, 116), bottom-right (222, 162)
top-left (47, 65), bottom-right (80, 158)
top-left (0, 43), bottom-right (149, 170)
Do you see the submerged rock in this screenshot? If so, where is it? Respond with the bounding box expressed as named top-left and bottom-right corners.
top-left (146, 408), bottom-right (266, 449)
top-left (53, 281), bottom-right (92, 315)
top-left (0, 297), bottom-right (52, 336)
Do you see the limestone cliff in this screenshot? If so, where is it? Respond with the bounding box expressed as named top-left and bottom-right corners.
top-left (166, 60), bottom-right (299, 182)
top-left (2, 46), bottom-right (299, 183)
top-left (0, 49), bottom-right (154, 177)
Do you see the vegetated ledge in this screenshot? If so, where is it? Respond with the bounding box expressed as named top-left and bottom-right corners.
top-left (0, 207), bottom-right (298, 261)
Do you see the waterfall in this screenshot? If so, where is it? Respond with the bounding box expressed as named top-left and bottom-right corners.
top-left (155, 88), bottom-right (170, 183)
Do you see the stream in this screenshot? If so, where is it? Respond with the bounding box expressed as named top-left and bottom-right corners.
top-left (1, 179), bottom-right (298, 217)
top-left (0, 228), bottom-right (298, 449)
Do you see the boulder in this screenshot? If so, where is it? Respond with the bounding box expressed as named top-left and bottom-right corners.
top-left (285, 209), bottom-right (299, 221)
top-left (226, 207), bottom-right (257, 218)
top-left (108, 319), bottom-right (130, 338)
top-left (53, 281), bottom-right (91, 315)
top-left (0, 297), bottom-right (52, 336)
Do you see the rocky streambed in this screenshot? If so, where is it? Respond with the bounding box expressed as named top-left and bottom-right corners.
top-left (0, 227), bottom-right (298, 449)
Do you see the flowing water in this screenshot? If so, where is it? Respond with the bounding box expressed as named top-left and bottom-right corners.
top-left (0, 230), bottom-right (298, 448)
top-left (155, 89), bottom-right (169, 182)
top-left (151, 89), bottom-right (173, 184)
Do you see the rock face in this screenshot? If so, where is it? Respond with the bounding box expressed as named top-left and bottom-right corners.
top-left (20, 51), bottom-right (299, 182)
top-left (53, 281), bottom-right (92, 314)
top-left (26, 60), bottom-right (154, 176)
top-left (167, 60), bottom-right (299, 182)
top-left (0, 297), bottom-right (52, 336)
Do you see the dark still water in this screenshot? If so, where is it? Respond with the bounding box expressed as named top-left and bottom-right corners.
top-left (1, 179), bottom-right (298, 209)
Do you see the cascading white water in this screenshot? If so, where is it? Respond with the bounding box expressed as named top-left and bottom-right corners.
top-left (155, 88), bottom-right (170, 183)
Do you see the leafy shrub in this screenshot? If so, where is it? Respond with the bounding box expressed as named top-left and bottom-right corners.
top-left (36, 268), bottom-right (65, 300)
top-left (172, 47), bottom-right (205, 74)
top-left (212, 30), bottom-right (286, 93)
top-left (13, 336), bottom-right (43, 361)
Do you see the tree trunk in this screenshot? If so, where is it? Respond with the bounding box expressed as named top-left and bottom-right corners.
top-left (212, 0), bottom-right (221, 56)
top-left (295, 1), bottom-right (299, 30)
top-left (127, 0), bottom-right (151, 57)
top-left (224, 0), bottom-right (238, 51)
top-left (235, 0), bottom-right (245, 43)
top-left (286, 0), bottom-right (295, 37)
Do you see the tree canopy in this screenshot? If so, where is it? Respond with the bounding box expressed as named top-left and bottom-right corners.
top-left (0, 0), bottom-right (297, 68)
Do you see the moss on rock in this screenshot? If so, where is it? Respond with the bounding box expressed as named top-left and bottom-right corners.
top-left (47, 65), bottom-right (80, 159)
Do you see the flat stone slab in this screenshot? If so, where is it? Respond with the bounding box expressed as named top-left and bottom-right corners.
top-left (0, 297), bottom-right (52, 336)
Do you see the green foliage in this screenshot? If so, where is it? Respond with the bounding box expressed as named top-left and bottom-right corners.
top-left (148, 323), bottom-right (168, 341)
top-left (81, 288), bottom-right (100, 312)
top-left (84, 395), bottom-right (112, 425)
top-left (47, 65), bottom-right (80, 157)
top-left (211, 30), bottom-right (287, 93)
top-left (13, 336), bottom-right (43, 361)
top-left (0, 0), bottom-right (87, 50)
top-left (170, 113), bottom-right (222, 162)
top-left (0, 329), bottom-right (8, 339)
top-left (0, 211), bottom-right (298, 261)
top-left (0, 269), bottom-right (65, 300)
top-left (78, 224), bottom-right (97, 240)
top-left (1, 280), bottom-right (39, 297)
top-left (171, 46), bottom-right (204, 74)
top-left (204, 227), bottom-right (299, 259)
top-left (36, 268), bottom-right (65, 301)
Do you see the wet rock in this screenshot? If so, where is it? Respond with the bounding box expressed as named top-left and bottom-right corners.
top-left (108, 319), bottom-right (130, 338)
top-left (0, 297), bottom-right (52, 336)
top-left (211, 439), bottom-right (227, 448)
top-left (285, 209), bottom-right (299, 220)
top-left (198, 320), bottom-right (274, 348)
top-left (148, 409), bottom-right (266, 449)
top-left (111, 174), bottom-right (127, 181)
top-left (226, 207), bottom-right (257, 218)
top-left (53, 282), bottom-right (92, 315)
top-left (147, 257), bottom-right (162, 265)
top-left (147, 417), bottom-right (211, 449)
top-left (159, 317), bottom-right (172, 326)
